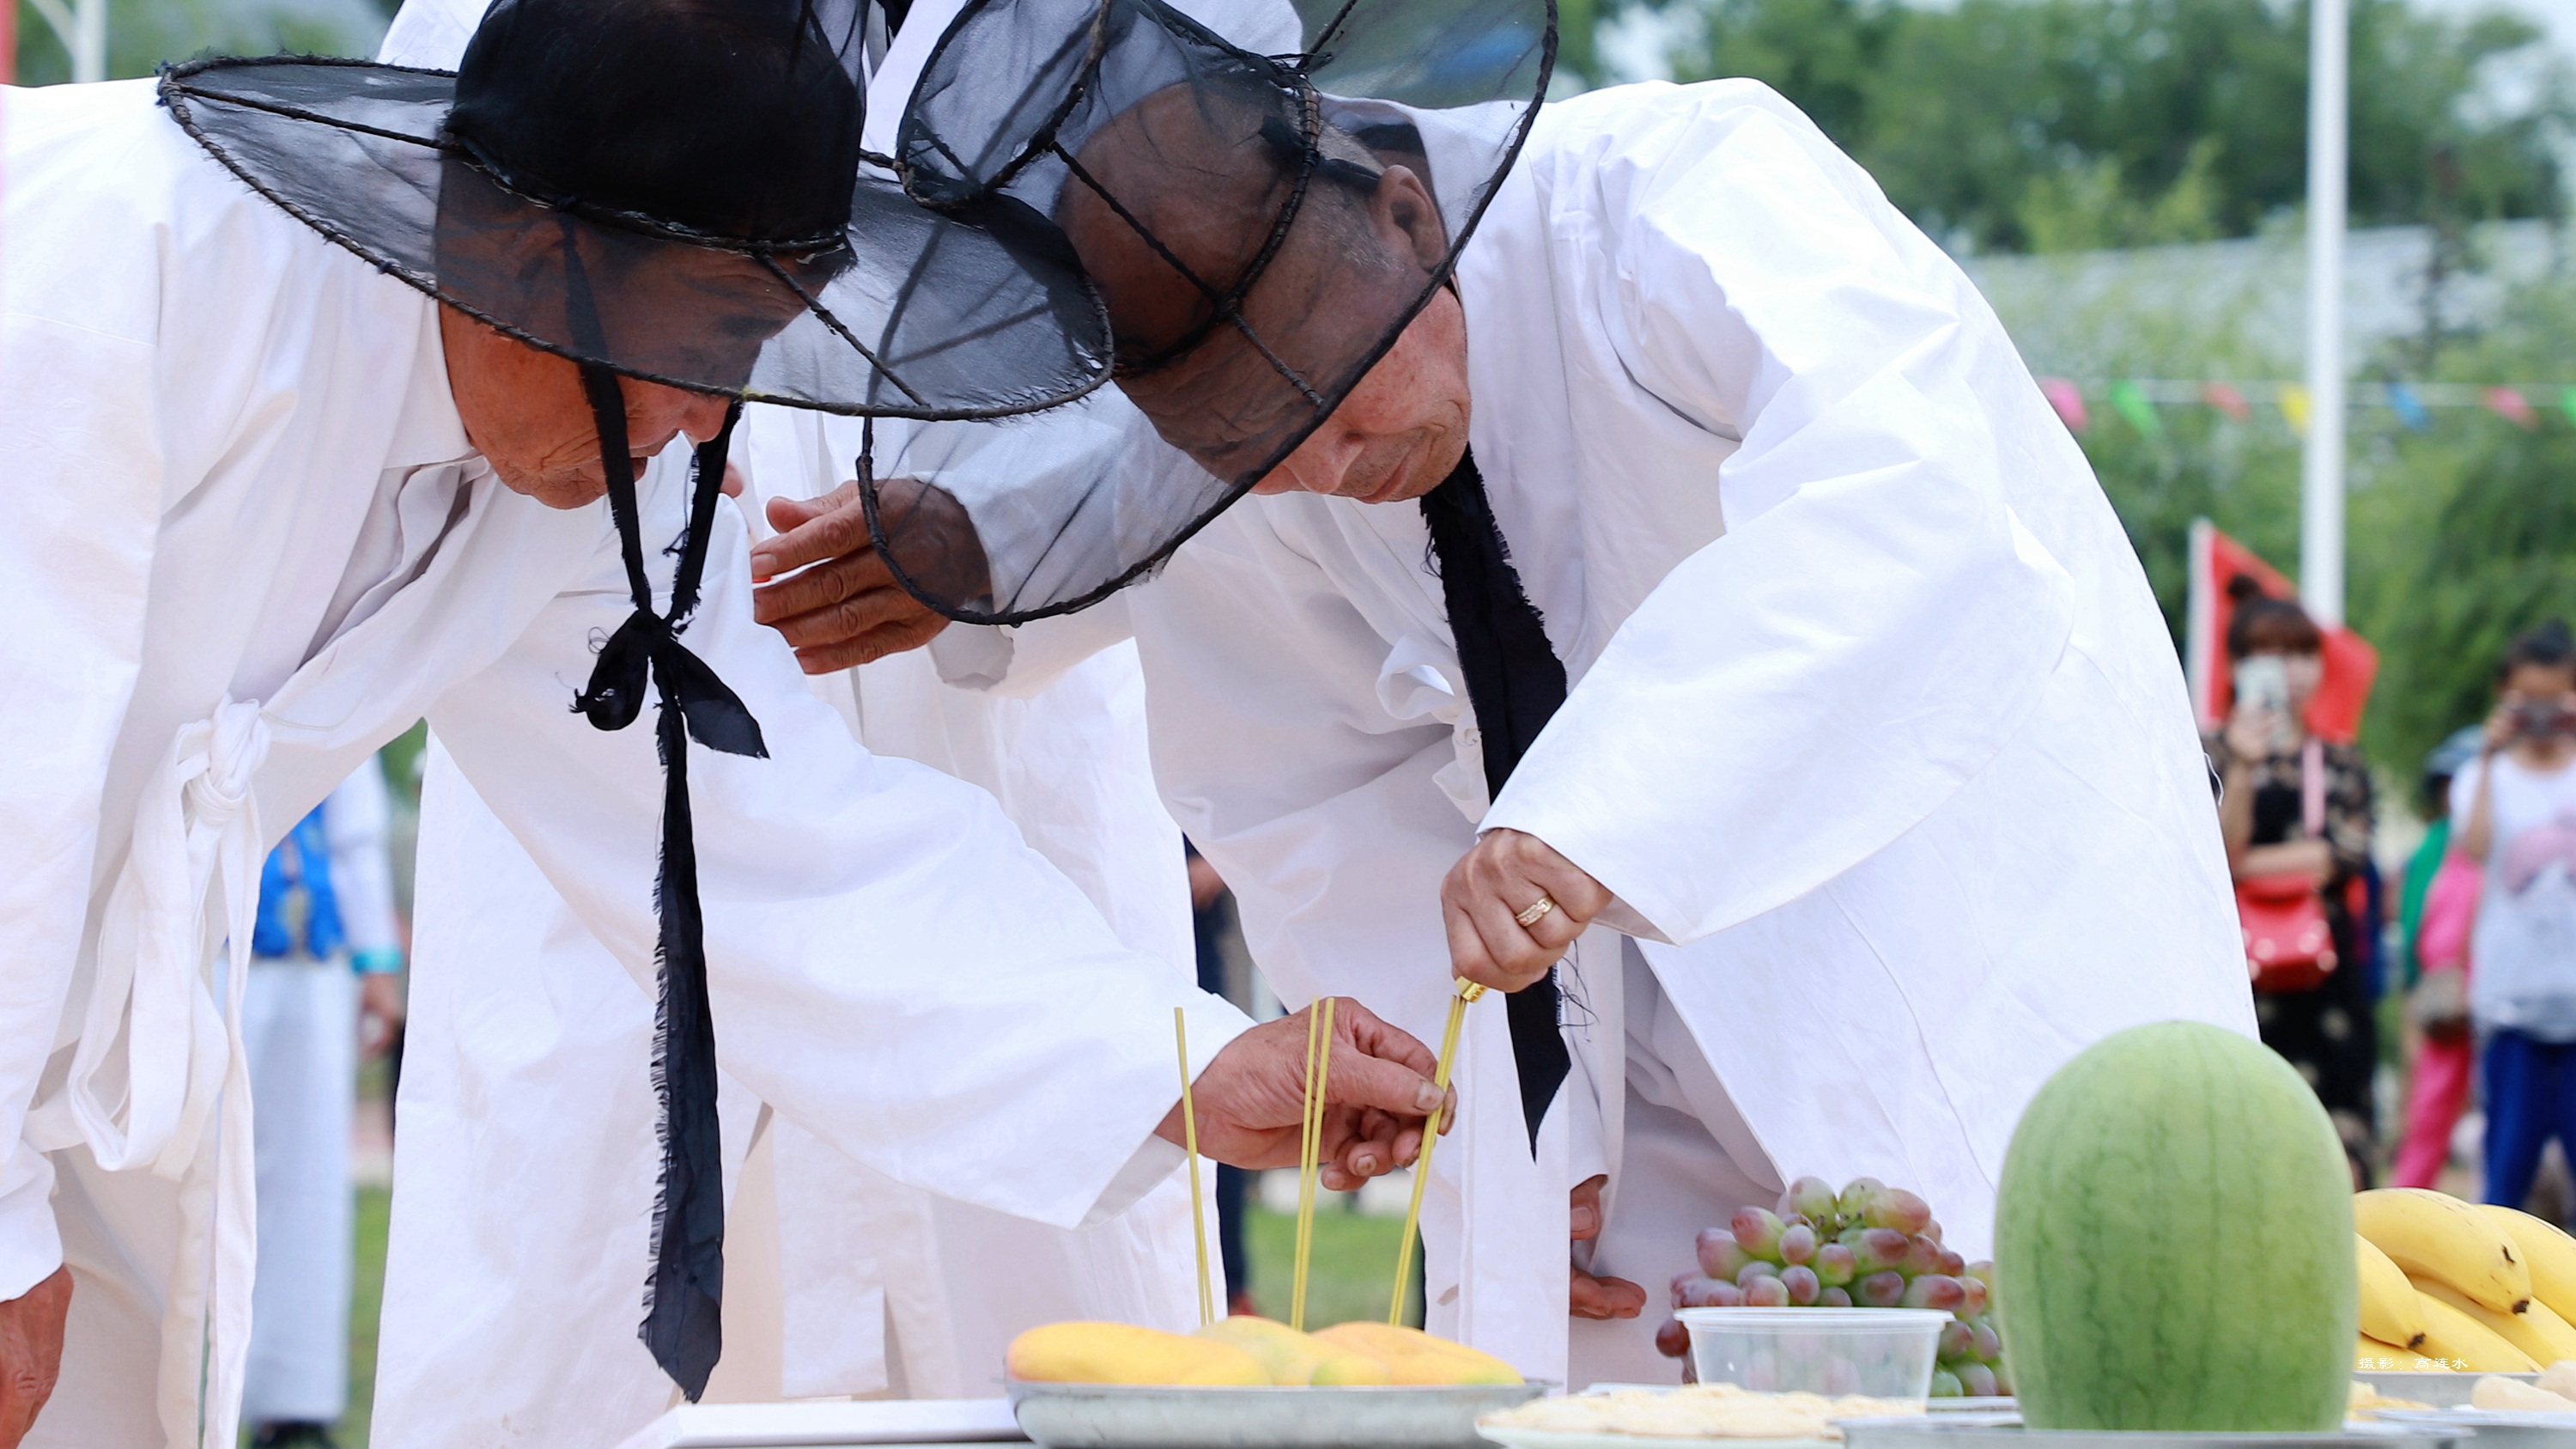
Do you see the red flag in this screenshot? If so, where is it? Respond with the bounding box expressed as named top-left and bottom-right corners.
top-left (2186, 520), bottom-right (2377, 744)
top-left (2201, 381), bottom-right (2251, 422)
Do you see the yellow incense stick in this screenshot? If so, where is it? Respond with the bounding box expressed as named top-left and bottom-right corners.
top-left (1291, 996), bottom-right (1336, 1331)
top-left (1388, 978), bottom-right (1486, 1324)
top-left (1291, 1002), bottom-right (1321, 1330)
top-left (1176, 1008), bottom-right (1215, 1328)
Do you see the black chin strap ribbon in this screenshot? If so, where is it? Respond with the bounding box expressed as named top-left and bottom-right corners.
top-left (1419, 447), bottom-right (1571, 1157)
top-left (568, 364), bottom-right (766, 1402)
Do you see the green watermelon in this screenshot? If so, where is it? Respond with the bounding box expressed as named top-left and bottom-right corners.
top-left (1994, 1020), bottom-right (2355, 1431)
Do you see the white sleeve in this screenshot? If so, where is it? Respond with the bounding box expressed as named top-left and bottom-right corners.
top-left (2448, 758), bottom-right (2486, 826)
top-left (0, 170), bottom-right (170, 1299)
top-left (925, 594), bottom-right (1135, 699)
top-left (425, 501), bottom-right (1249, 1229)
top-left (1479, 100), bottom-right (2076, 947)
top-left (1133, 511), bottom-right (1471, 1032)
top-left (376, 0), bottom-right (491, 65)
top-left (324, 761), bottom-right (404, 962)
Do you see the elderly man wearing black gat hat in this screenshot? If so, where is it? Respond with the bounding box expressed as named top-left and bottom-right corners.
top-left (746, 0), bottom-right (2251, 1391)
top-left (0, 2), bottom-right (1455, 1444)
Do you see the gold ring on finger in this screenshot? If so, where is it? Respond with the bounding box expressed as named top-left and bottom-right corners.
top-left (1514, 894), bottom-right (1558, 929)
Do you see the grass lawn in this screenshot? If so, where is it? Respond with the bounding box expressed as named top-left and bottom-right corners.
top-left (329, 1193), bottom-right (1411, 1444)
top-left (335, 1187), bottom-right (389, 1449)
top-left (1240, 1203), bottom-right (1420, 1329)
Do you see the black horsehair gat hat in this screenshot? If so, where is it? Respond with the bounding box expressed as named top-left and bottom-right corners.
top-left (159, 0), bottom-right (1109, 416)
top-left (859, 0), bottom-right (1556, 625)
top-left (158, 0), bottom-right (1115, 1402)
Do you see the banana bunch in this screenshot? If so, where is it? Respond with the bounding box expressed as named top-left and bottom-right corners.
top-left (2354, 1189), bottom-right (2576, 1373)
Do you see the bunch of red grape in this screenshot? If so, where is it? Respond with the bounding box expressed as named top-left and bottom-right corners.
top-left (1649, 1175), bottom-right (2012, 1397)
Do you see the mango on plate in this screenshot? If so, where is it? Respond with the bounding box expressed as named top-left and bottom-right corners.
top-left (1197, 1316), bottom-right (1393, 1385)
top-left (1309, 1322), bottom-right (1521, 1385)
top-left (1006, 1321), bottom-right (1267, 1385)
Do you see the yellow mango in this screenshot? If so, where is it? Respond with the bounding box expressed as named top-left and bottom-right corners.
top-left (1197, 1316), bottom-right (1392, 1386)
top-left (1006, 1321), bottom-right (1267, 1385)
top-left (1309, 1322), bottom-right (1521, 1385)
top-left (1312, 1352), bottom-right (1399, 1385)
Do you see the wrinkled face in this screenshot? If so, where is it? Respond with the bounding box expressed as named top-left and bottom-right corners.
top-left (1059, 88), bottom-right (1472, 506)
top-left (438, 307), bottom-right (734, 508)
top-left (431, 171), bottom-right (829, 506)
top-left (1244, 289), bottom-right (1469, 502)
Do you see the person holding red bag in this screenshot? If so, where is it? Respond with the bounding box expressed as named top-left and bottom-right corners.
top-left (2206, 582), bottom-right (2379, 1184)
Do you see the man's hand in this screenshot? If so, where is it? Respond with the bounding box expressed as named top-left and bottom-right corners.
top-left (1443, 829), bottom-right (1613, 993)
top-left (747, 478), bottom-right (990, 674)
top-left (359, 972), bottom-right (405, 1062)
top-left (0, 1266), bottom-right (71, 1447)
top-left (1163, 999), bottom-right (1453, 1191)
top-left (1187, 854), bottom-right (1227, 911)
top-left (1569, 1174), bottom-right (1645, 1320)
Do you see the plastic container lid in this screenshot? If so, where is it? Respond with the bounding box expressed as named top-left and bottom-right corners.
top-left (1678, 1308), bottom-right (1953, 1330)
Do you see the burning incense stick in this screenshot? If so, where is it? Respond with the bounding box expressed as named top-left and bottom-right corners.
top-left (1176, 1007), bottom-right (1215, 1328)
top-left (1388, 978), bottom-right (1485, 1324)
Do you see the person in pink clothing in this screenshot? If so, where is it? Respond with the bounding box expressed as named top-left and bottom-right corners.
top-left (2394, 728), bottom-right (2486, 1188)
top-left (2397, 855), bottom-right (2480, 1180)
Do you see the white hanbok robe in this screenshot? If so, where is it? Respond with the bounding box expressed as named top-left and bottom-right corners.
top-left (372, 429), bottom-right (1206, 1449)
top-left (1126, 80), bottom-right (2254, 1386)
top-left (0, 77), bottom-right (1246, 1449)
top-left (359, 5), bottom-right (1206, 1440)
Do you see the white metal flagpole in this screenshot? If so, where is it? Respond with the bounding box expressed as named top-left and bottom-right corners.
top-left (2300, 0), bottom-right (2348, 626)
top-left (24, 0), bottom-right (106, 81)
top-left (74, 0), bottom-right (105, 82)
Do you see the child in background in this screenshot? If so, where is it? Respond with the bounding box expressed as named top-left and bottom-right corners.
top-left (2392, 728), bottom-right (2485, 1188)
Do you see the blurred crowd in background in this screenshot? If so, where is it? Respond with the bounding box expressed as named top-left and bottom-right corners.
top-left (2208, 596), bottom-right (2576, 1217)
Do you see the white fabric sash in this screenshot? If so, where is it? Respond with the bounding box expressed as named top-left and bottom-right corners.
top-left (34, 699), bottom-right (270, 1173)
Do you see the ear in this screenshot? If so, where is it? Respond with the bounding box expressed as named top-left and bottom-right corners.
top-left (1371, 165), bottom-right (1447, 270)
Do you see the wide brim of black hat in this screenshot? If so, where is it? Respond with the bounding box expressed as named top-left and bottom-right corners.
top-left (860, 0), bottom-right (1553, 625)
top-left (160, 56), bottom-right (1111, 420)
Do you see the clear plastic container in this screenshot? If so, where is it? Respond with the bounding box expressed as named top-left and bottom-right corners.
top-left (1678, 1307), bottom-right (1951, 1401)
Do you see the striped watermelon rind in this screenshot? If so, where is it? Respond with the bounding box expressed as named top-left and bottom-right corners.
top-left (1995, 1020), bottom-right (2356, 1431)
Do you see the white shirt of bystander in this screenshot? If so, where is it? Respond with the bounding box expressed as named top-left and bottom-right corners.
top-left (2455, 754), bottom-right (2576, 1039)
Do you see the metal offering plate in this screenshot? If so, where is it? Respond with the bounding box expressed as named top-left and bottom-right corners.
top-left (1009, 1380), bottom-right (1546, 1449)
top-left (2379, 1407), bottom-right (2576, 1449)
top-left (1835, 1414), bottom-right (2470, 1449)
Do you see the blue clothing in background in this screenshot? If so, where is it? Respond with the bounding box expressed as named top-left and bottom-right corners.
top-left (252, 806), bottom-right (343, 960)
top-left (2483, 1028), bottom-right (2576, 1208)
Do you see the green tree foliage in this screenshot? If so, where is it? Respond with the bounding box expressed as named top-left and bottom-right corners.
top-left (1980, 251), bottom-right (2576, 779)
top-left (2348, 283), bottom-right (2576, 776)
top-left (1649, 0), bottom-right (2566, 253)
top-left (11, 0), bottom-right (386, 86)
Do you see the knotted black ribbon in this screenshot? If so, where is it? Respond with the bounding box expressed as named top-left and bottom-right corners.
top-left (1419, 447), bottom-right (1571, 1155)
top-left (568, 362), bottom-right (767, 1401)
